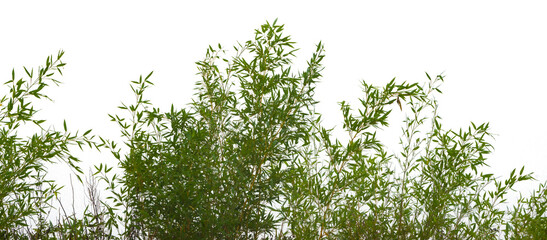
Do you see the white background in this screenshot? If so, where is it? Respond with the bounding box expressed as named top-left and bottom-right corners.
top-left (1, 1), bottom-right (546, 213)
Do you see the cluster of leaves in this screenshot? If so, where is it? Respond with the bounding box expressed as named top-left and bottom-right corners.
top-left (1, 20), bottom-right (546, 239)
top-left (100, 19), bottom-right (322, 239)
top-left (0, 51), bottom-right (105, 238)
top-left (279, 73), bottom-right (542, 239)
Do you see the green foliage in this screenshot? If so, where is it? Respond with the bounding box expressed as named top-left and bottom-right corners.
top-left (507, 182), bottom-right (547, 239)
top-left (104, 19), bottom-right (322, 239)
top-left (279, 73), bottom-right (538, 239)
top-left (1, 20), bottom-right (546, 239)
top-left (0, 51), bottom-right (102, 238)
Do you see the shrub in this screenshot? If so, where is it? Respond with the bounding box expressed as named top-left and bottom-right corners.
top-left (0, 51), bottom-right (102, 238)
top-left (2, 20), bottom-right (545, 239)
top-left (100, 20), bottom-right (546, 239)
